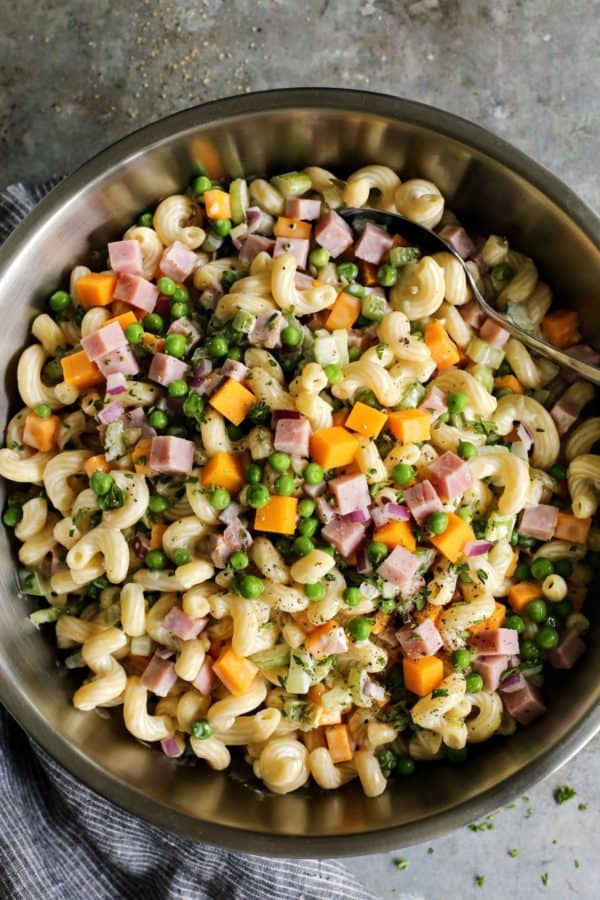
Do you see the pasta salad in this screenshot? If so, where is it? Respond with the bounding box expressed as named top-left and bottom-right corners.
top-left (1, 163), bottom-right (598, 798)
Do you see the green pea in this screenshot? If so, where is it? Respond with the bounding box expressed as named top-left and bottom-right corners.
top-left (192, 175), bottom-right (212, 196)
top-left (536, 625), bottom-right (560, 650)
top-left (553, 599), bottom-right (573, 619)
top-left (125, 323), bottom-right (144, 344)
top-left (377, 263), bottom-right (398, 287)
top-left (506, 614), bottom-right (525, 633)
top-left (447, 391), bottom-right (468, 414)
top-left (298, 498), bottom-right (315, 518)
top-left (168, 379), bottom-right (189, 398)
top-left (210, 488), bottom-right (231, 510)
top-left (519, 640), bottom-right (540, 661)
top-left (491, 262), bottom-right (513, 282)
top-left (303, 463), bottom-right (324, 485)
top-left (304, 581), bottom-right (326, 601)
top-left (34, 403), bottom-right (52, 419)
top-left (275, 474), bottom-right (296, 496)
top-left (247, 483), bottom-right (270, 509)
top-left (172, 286), bottom-right (189, 304)
top-left (392, 463), bottom-right (415, 486)
top-left (145, 549), bottom-right (167, 570)
top-left (143, 313), bottom-right (164, 335)
top-left (427, 511), bottom-right (448, 535)
top-left (452, 648), bottom-right (472, 672)
top-left (348, 346), bottom-right (361, 362)
top-left (446, 746), bottom-right (469, 764)
top-left (457, 441), bottom-right (477, 460)
top-left (165, 333), bottom-right (187, 359)
top-left (323, 364), bottom-right (343, 385)
top-left (548, 463), bottom-right (567, 481)
top-left (346, 282), bottom-right (366, 298)
top-left (378, 597), bottom-right (396, 614)
top-left (48, 290), bottom-right (71, 313)
top-left (90, 471), bottom-right (114, 496)
top-left (368, 542), bottom-right (388, 565)
top-left (2, 505), bottom-right (23, 527)
top-left (465, 672), bottom-right (484, 693)
top-left (396, 756), bottom-right (415, 776)
top-left (148, 409), bottom-right (169, 430)
top-left (554, 559), bottom-right (573, 579)
top-left (247, 402), bottom-right (271, 425)
top-left (309, 247), bottom-right (330, 268)
top-left (137, 211), bottom-right (154, 227)
top-left (236, 574), bottom-right (264, 599)
top-left (227, 347), bottom-right (242, 362)
top-left (281, 325), bottom-right (302, 347)
top-left (148, 494), bottom-right (168, 514)
top-left (348, 617), bottom-right (371, 641)
top-left (245, 463), bottom-right (262, 484)
top-left (531, 557), bottom-right (554, 581)
top-left (191, 718), bottom-right (213, 739)
top-left (336, 261), bottom-right (359, 282)
top-left (526, 598), bottom-right (548, 623)
top-left (157, 276), bottom-right (177, 297)
top-left (207, 336), bottom-right (229, 358)
top-left (229, 551), bottom-right (249, 571)
top-left (514, 562), bottom-right (531, 582)
top-left (293, 535), bottom-right (314, 557)
top-left (227, 424), bottom-right (245, 441)
top-left (170, 302), bottom-right (189, 319)
top-left (456, 507), bottom-right (473, 524)
top-left (297, 517), bottom-right (319, 538)
top-left (343, 586), bottom-right (362, 607)
top-left (269, 451), bottom-right (290, 473)
top-left (172, 547), bottom-right (191, 566)
top-left (212, 218), bottom-right (232, 237)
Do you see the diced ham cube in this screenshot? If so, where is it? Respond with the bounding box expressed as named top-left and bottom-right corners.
top-left (311, 625), bottom-right (349, 660)
top-left (285, 197), bottom-right (322, 220)
top-left (321, 516), bottom-right (365, 556)
top-left (149, 435), bottom-right (195, 474)
top-left (222, 359), bottom-right (249, 382)
top-left (249, 311), bottom-right (284, 349)
top-left (148, 352), bottom-right (190, 387)
top-left (314, 210), bottom-right (354, 258)
top-left (329, 473), bottom-right (371, 516)
top-left (353, 222), bottom-right (394, 265)
top-left (162, 606), bottom-right (208, 641)
top-left (316, 495), bottom-right (337, 524)
top-left (81, 321), bottom-right (128, 363)
top-left (562, 345), bottom-right (600, 383)
top-left (472, 628), bottom-right (520, 657)
top-left (460, 300), bottom-right (486, 329)
top-left (96, 346), bottom-right (140, 377)
top-left (419, 386), bottom-right (448, 418)
top-left (519, 504), bottom-right (558, 541)
top-left (167, 316), bottom-right (201, 349)
top-left (404, 480), bottom-right (444, 525)
top-left (362, 676), bottom-right (386, 701)
top-left (108, 240), bottom-right (144, 276)
top-left (123, 406), bottom-right (155, 436)
top-left (437, 225), bottom-right (476, 260)
top-left (274, 416), bottom-right (311, 457)
top-left (428, 451), bottom-right (472, 500)
top-left (480, 318), bottom-right (510, 348)
top-left (502, 681), bottom-right (546, 725)
top-left (550, 397), bottom-right (579, 434)
top-left (159, 241), bottom-right (198, 282)
top-left (239, 235), bottom-right (275, 265)
top-left (140, 654), bottom-right (178, 697)
top-left (273, 236), bottom-right (310, 269)
top-left (546, 629), bottom-right (586, 669)
top-left (192, 657), bottom-right (215, 696)
top-left (113, 273), bottom-right (159, 313)
top-left (376, 545), bottom-right (420, 587)
top-left (472, 654), bottom-right (511, 691)
top-left (396, 618), bottom-right (443, 659)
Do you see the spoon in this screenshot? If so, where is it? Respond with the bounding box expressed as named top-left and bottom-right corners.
top-left (338, 208), bottom-right (600, 386)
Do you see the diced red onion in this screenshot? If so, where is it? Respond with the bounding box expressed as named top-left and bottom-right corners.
top-left (106, 372), bottom-right (127, 396)
top-left (371, 502), bottom-right (410, 527)
top-left (189, 359), bottom-right (213, 387)
top-left (246, 206), bottom-right (263, 233)
top-left (133, 534), bottom-right (150, 561)
top-left (97, 401), bottom-right (124, 425)
top-left (499, 671), bottom-right (526, 693)
top-left (155, 646), bottom-right (175, 660)
top-left (363, 677), bottom-right (386, 701)
top-left (219, 503), bottom-right (242, 525)
top-left (161, 736), bottom-right (184, 758)
top-left (464, 540), bottom-right (493, 557)
top-left (516, 422), bottom-right (533, 452)
top-left (356, 545), bottom-right (373, 574)
top-left (271, 409), bottom-right (302, 426)
top-left (154, 296), bottom-right (171, 319)
top-left (348, 508), bottom-right (371, 524)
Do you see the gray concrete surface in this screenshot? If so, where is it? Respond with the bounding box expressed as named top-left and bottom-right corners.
top-left (1, 0), bottom-right (600, 896)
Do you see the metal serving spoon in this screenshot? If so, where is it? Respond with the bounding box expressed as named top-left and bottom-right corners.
top-left (339, 208), bottom-right (600, 386)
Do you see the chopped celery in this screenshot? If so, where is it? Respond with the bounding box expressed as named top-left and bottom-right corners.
top-left (30, 607), bottom-right (62, 626)
top-left (249, 643), bottom-right (291, 671)
top-left (229, 178), bottom-right (249, 224)
top-left (505, 300), bottom-right (534, 333)
top-left (348, 667), bottom-right (372, 708)
top-left (271, 171), bottom-right (312, 199)
top-left (390, 246), bottom-right (421, 267)
top-left (415, 548), bottom-right (436, 574)
top-left (332, 329), bottom-right (350, 366)
top-left (321, 683), bottom-right (352, 710)
top-left (130, 635), bottom-right (153, 656)
top-left (232, 309), bottom-right (256, 334)
top-left (281, 697), bottom-right (313, 726)
top-left (104, 421), bottom-right (126, 461)
top-left (65, 650), bottom-right (85, 669)
top-left (466, 336), bottom-right (505, 369)
top-left (485, 512), bottom-right (516, 542)
top-left (286, 647), bottom-right (314, 694)
top-left (313, 654), bottom-right (336, 684)
top-left (400, 382), bottom-right (426, 409)
top-left (361, 293), bottom-right (387, 321)
top-left (468, 363), bottom-right (494, 394)
top-left (17, 567), bottom-right (48, 597)
top-left (202, 232), bottom-right (224, 254)
top-left (313, 332), bottom-right (341, 366)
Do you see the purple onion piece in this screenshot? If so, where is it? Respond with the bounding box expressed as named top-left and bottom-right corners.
top-left (464, 539), bottom-right (493, 557)
top-left (348, 507), bottom-right (371, 524)
top-left (219, 503), bottom-right (242, 525)
top-left (155, 647), bottom-right (175, 660)
top-left (271, 409), bottom-right (302, 426)
top-left (356, 545), bottom-right (373, 574)
top-left (132, 534), bottom-right (150, 561)
top-left (161, 736), bottom-right (184, 758)
top-left (499, 671), bottom-right (526, 693)
top-left (96, 401), bottom-right (124, 425)
top-left (106, 372), bottom-right (127, 396)
top-left (516, 422), bottom-right (533, 451)
top-left (154, 296), bottom-right (171, 318)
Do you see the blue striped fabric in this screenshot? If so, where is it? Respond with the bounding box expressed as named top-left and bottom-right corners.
top-left (0, 182), bottom-right (374, 900)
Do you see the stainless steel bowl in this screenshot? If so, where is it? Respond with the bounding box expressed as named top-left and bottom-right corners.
top-left (1, 89), bottom-right (599, 857)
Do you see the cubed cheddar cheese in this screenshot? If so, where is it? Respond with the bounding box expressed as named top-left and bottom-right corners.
top-left (209, 378), bottom-right (255, 426)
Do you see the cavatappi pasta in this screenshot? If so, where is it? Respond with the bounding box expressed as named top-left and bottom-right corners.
top-left (1, 163), bottom-right (598, 798)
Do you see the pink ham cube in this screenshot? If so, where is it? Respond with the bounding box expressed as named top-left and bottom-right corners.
top-left (396, 618), bottom-right (443, 659)
top-left (404, 480), bottom-right (443, 525)
top-left (353, 222), bottom-right (394, 265)
top-left (113, 273), bottom-right (159, 313)
top-left (96, 345), bottom-right (140, 377)
top-left (249, 311), bottom-right (284, 349)
top-left (480, 318), bottom-right (510, 348)
top-left (321, 516), bottom-right (365, 556)
top-left (376, 545), bottom-right (419, 587)
top-left (162, 605), bottom-right (208, 641)
top-left (428, 451), bottom-right (472, 500)
top-left (239, 235), bottom-right (275, 264)
top-left (519, 504), bottom-right (558, 541)
top-left (81, 321), bottom-right (128, 363)
top-left (438, 225), bottom-right (476, 260)
top-left (148, 353), bottom-right (190, 387)
top-left (149, 436), bottom-right (195, 474)
top-left (502, 681), bottom-right (546, 725)
top-left (314, 210), bottom-right (354, 258)
top-left (547, 629), bottom-right (586, 669)
top-left (273, 237), bottom-right (310, 269)
top-left (472, 655), bottom-right (511, 691)
top-left (274, 416), bottom-right (311, 457)
top-left (419, 386), bottom-right (448, 419)
top-left (192, 657), bottom-right (215, 696)
top-left (108, 240), bottom-right (144, 276)
top-left (550, 396), bottom-right (579, 434)
top-left (140, 654), bottom-right (178, 697)
top-left (159, 241), bottom-right (198, 282)
top-left (285, 197), bottom-right (322, 220)
top-left (329, 473), bottom-right (371, 516)
top-left (167, 316), bottom-right (201, 349)
top-left (472, 628), bottom-right (519, 657)
top-left (460, 300), bottom-right (486, 329)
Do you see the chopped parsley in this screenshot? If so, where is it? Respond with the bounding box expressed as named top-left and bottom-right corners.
top-left (474, 875), bottom-right (485, 887)
top-left (554, 785), bottom-right (576, 805)
top-left (507, 848), bottom-right (520, 858)
top-left (393, 858), bottom-right (409, 871)
top-left (578, 802), bottom-right (588, 811)
top-left (431, 688), bottom-right (449, 699)
top-left (541, 873), bottom-right (549, 887)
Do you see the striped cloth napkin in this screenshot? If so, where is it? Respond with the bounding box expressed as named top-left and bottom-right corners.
top-left (0, 182), bottom-right (374, 900)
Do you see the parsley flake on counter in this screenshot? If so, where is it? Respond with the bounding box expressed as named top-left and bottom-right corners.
top-left (554, 785), bottom-right (576, 804)
top-left (507, 848), bottom-right (520, 858)
top-left (541, 873), bottom-right (549, 887)
top-left (474, 875), bottom-right (485, 887)
top-left (393, 858), bottom-right (409, 871)
top-left (578, 802), bottom-right (588, 811)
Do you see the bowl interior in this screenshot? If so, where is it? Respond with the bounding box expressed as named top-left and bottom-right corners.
top-left (1, 90), bottom-right (600, 856)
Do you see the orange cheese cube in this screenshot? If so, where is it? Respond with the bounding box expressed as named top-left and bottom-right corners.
top-left (274, 217), bottom-right (312, 240)
top-left (388, 409), bottom-right (431, 443)
top-left (212, 646), bottom-right (258, 697)
top-left (203, 189), bottom-right (231, 220)
top-left (22, 411), bottom-right (60, 452)
top-left (429, 512), bottom-right (475, 563)
top-left (141, 332), bottom-right (165, 353)
top-left (508, 581), bottom-right (544, 614)
top-left (310, 426), bottom-right (359, 469)
top-left (61, 350), bottom-right (104, 391)
top-left (209, 378), bottom-right (256, 426)
top-left (132, 438), bottom-right (154, 476)
top-left (84, 454), bottom-right (110, 478)
top-left (102, 310), bottom-right (138, 330)
top-left (76, 273), bottom-right (117, 308)
top-left (201, 452), bottom-right (244, 494)
top-left (324, 724), bottom-right (353, 763)
top-left (325, 291), bottom-right (360, 331)
top-left (469, 601), bottom-right (507, 636)
top-left (254, 495), bottom-right (298, 535)
top-left (403, 656), bottom-right (444, 697)
top-left (554, 512), bottom-right (592, 544)
top-left (373, 520), bottom-right (416, 552)
top-left (345, 401), bottom-right (388, 439)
